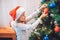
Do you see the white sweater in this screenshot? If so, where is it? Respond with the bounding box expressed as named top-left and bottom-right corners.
top-left (11, 9), bottom-right (42, 40)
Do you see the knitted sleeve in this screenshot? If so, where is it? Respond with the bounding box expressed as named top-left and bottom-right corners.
top-left (25, 18), bottom-right (42, 30)
top-left (26, 9), bottom-right (40, 22)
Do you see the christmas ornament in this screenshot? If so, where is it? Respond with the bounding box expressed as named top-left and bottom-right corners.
top-left (59, 27), bottom-right (60, 32)
top-left (54, 25), bottom-right (60, 33)
top-left (43, 35), bottom-right (49, 40)
top-left (54, 21), bottom-right (57, 25)
top-left (50, 14), bottom-right (54, 17)
top-left (49, 2), bottom-right (56, 8)
top-left (44, 8), bottom-right (49, 14)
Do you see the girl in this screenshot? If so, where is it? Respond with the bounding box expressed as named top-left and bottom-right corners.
top-left (9, 4), bottom-right (48, 40)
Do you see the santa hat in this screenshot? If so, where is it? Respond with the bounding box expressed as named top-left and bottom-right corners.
top-left (15, 7), bottom-right (25, 21)
top-left (9, 6), bottom-right (25, 21)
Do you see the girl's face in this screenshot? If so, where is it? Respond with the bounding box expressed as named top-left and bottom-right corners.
top-left (17, 12), bottom-right (26, 23)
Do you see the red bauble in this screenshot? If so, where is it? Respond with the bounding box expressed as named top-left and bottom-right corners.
top-left (44, 8), bottom-right (49, 14)
top-left (54, 26), bottom-right (60, 33)
top-left (59, 27), bottom-right (60, 32)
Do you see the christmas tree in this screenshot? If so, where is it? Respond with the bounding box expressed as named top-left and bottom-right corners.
top-left (29, 0), bottom-right (60, 40)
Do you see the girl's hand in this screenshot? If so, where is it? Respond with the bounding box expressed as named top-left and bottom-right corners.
top-left (39, 4), bottom-right (47, 11)
top-left (40, 12), bottom-right (48, 19)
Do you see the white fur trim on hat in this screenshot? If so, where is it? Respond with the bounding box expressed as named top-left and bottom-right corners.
top-left (15, 7), bottom-right (25, 21)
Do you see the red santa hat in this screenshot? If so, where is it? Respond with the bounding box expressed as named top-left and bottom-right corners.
top-left (9, 6), bottom-right (25, 21)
